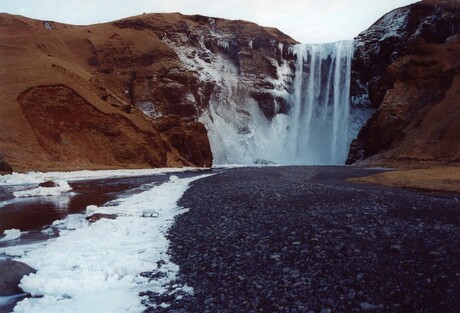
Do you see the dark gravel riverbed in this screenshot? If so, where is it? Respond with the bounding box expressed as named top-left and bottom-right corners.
top-left (144, 166), bottom-right (460, 313)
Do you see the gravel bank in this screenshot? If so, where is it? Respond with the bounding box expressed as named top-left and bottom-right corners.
top-left (143, 166), bottom-right (460, 313)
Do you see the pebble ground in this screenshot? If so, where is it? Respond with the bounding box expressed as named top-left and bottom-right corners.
top-left (143, 166), bottom-right (460, 313)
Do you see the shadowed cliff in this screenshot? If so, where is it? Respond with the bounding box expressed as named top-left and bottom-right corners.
top-left (347, 0), bottom-right (460, 167)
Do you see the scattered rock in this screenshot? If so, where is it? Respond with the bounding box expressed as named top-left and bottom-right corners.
top-left (39, 181), bottom-right (58, 188)
top-left (360, 302), bottom-right (379, 311)
top-left (142, 167), bottom-right (460, 312)
top-left (347, 290), bottom-right (356, 300)
top-left (85, 213), bottom-right (118, 223)
top-left (429, 251), bottom-right (441, 257)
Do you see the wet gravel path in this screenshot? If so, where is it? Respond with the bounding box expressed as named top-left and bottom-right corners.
top-left (144, 166), bottom-right (460, 313)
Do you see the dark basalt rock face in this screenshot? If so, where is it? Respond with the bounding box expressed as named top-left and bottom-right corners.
top-left (165, 122), bottom-right (214, 168)
top-left (351, 0), bottom-right (460, 108)
top-left (347, 0), bottom-right (460, 165)
top-left (38, 181), bottom-right (58, 188)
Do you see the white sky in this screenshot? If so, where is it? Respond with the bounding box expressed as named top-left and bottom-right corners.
top-left (0, 0), bottom-right (418, 43)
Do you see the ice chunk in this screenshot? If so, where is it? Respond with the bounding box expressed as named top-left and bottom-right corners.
top-left (0, 229), bottom-right (22, 241)
top-left (13, 181), bottom-right (72, 198)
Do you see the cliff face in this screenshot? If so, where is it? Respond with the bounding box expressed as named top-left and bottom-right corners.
top-left (0, 13), bottom-right (296, 171)
top-left (347, 0), bottom-right (460, 166)
top-left (4, 4), bottom-right (457, 170)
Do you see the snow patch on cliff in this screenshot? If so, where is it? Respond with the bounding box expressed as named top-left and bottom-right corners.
top-left (164, 28), bottom-right (295, 165)
top-left (135, 100), bottom-right (157, 118)
top-left (355, 7), bottom-right (410, 45)
top-left (379, 8), bottom-right (410, 41)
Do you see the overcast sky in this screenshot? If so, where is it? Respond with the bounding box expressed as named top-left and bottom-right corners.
top-left (0, 0), bottom-right (418, 43)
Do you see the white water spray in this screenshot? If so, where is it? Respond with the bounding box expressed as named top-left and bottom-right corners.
top-left (200, 41), bottom-right (356, 165)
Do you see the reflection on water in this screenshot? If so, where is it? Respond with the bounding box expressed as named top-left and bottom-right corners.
top-left (0, 195), bottom-right (73, 234)
top-left (49, 194), bottom-right (72, 208)
top-left (0, 194), bottom-right (72, 210)
top-left (0, 178), bottom-right (135, 234)
top-left (0, 170), bottom-right (210, 234)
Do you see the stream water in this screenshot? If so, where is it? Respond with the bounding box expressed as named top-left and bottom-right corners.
top-left (0, 170), bottom-right (211, 313)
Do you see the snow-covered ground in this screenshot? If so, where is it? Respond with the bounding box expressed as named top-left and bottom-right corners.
top-left (0, 172), bottom-right (213, 313)
top-left (0, 167), bottom-right (204, 186)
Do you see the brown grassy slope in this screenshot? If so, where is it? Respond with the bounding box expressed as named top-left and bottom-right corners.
top-left (0, 13), bottom-right (199, 171)
top-left (349, 166), bottom-right (460, 193)
top-left (0, 12), bottom-right (297, 172)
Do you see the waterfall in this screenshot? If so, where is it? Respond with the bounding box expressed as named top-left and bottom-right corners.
top-left (200, 41), bottom-right (356, 165)
top-left (287, 41), bottom-right (353, 164)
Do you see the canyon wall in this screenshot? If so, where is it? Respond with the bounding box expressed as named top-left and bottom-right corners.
top-left (347, 0), bottom-right (460, 166)
top-left (0, 13), bottom-right (296, 172)
top-left (1, 0), bottom-right (459, 171)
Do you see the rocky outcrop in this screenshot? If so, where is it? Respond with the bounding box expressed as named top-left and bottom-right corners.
top-left (0, 155), bottom-right (12, 174)
top-left (18, 84), bottom-right (171, 168)
top-left (112, 14), bottom-right (297, 120)
top-left (38, 181), bottom-right (58, 188)
top-left (0, 259), bottom-right (36, 296)
top-left (86, 213), bottom-right (118, 223)
top-left (347, 0), bottom-right (460, 166)
top-left (0, 13), bottom-right (295, 171)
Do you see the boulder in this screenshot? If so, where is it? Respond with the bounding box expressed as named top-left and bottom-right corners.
top-left (85, 213), bottom-right (118, 223)
top-left (0, 259), bottom-right (36, 296)
top-left (38, 181), bottom-right (58, 188)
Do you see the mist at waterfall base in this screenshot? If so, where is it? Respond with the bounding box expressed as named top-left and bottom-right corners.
top-left (201, 41), bottom-right (370, 166)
